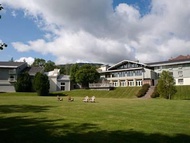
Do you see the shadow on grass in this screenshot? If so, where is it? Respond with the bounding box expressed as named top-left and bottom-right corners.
top-left (0, 105), bottom-right (52, 113)
top-left (0, 115), bottom-right (189, 143)
top-left (49, 92), bottom-right (68, 96)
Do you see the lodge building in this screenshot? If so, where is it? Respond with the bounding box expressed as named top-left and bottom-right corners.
top-left (99, 55), bottom-right (190, 87)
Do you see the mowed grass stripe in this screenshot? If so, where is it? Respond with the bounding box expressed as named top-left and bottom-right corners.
top-left (55, 87), bottom-right (141, 98)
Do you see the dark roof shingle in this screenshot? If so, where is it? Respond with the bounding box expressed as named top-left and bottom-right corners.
top-left (0, 61), bottom-right (26, 68)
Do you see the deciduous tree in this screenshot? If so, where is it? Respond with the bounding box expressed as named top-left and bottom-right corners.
top-left (70, 64), bottom-right (80, 83)
top-left (75, 64), bottom-right (100, 88)
top-left (44, 60), bottom-right (56, 72)
top-left (157, 70), bottom-right (177, 99)
top-left (32, 58), bottom-right (46, 67)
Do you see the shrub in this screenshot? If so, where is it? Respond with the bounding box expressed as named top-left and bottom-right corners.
top-left (136, 84), bottom-right (150, 98)
top-left (14, 73), bottom-right (32, 92)
top-left (151, 85), bottom-right (159, 98)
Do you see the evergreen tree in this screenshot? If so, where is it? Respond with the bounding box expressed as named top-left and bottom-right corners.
top-left (14, 73), bottom-right (32, 92)
top-left (33, 72), bottom-right (50, 96)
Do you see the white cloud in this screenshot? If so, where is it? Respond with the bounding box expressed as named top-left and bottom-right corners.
top-left (15, 57), bottom-right (35, 65)
top-left (2, 0), bottom-right (190, 64)
top-left (12, 42), bottom-right (30, 52)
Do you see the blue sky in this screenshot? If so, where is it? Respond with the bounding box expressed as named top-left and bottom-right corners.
top-left (0, 7), bottom-right (53, 62)
top-left (0, 0), bottom-right (190, 65)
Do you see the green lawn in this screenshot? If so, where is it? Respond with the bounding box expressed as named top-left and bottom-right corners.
top-left (0, 93), bottom-right (190, 143)
top-left (174, 85), bottom-right (190, 100)
top-left (53, 87), bottom-right (141, 98)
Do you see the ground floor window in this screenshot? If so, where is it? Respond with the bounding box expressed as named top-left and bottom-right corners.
top-left (120, 80), bottom-right (126, 87)
top-left (113, 81), bottom-right (118, 87)
top-left (61, 86), bottom-right (65, 90)
top-left (136, 80), bottom-right (142, 86)
top-left (178, 79), bottom-right (183, 85)
top-left (60, 82), bottom-right (65, 90)
top-left (128, 80), bottom-right (134, 86)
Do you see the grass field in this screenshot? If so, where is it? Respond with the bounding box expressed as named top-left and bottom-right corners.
top-left (0, 93), bottom-right (190, 143)
top-left (60, 87), bottom-right (141, 98)
top-left (175, 86), bottom-right (190, 100)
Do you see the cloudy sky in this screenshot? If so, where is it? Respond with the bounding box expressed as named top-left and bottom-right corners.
top-left (0, 0), bottom-right (190, 65)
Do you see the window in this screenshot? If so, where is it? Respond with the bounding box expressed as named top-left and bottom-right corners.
top-left (178, 71), bottom-right (183, 77)
top-left (113, 81), bottom-right (118, 87)
top-left (61, 86), bottom-right (65, 90)
top-left (128, 80), bottom-right (134, 86)
top-left (178, 79), bottom-right (183, 84)
top-left (112, 73), bottom-right (118, 77)
top-left (126, 71), bottom-right (134, 76)
top-left (118, 72), bottom-right (125, 77)
top-left (136, 80), bottom-right (142, 86)
top-left (169, 72), bottom-right (173, 76)
top-left (135, 70), bottom-right (142, 76)
top-left (60, 82), bottom-right (65, 91)
top-left (178, 65), bottom-right (182, 69)
top-left (158, 66), bottom-right (162, 71)
top-left (120, 81), bottom-right (126, 87)
top-left (61, 82), bottom-right (65, 85)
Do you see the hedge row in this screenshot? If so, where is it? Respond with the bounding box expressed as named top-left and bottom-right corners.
top-left (136, 84), bottom-right (150, 98)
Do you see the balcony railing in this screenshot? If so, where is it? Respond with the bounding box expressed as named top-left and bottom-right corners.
top-left (8, 78), bottom-right (17, 83)
top-left (89, 83), bottom-right (114, 90)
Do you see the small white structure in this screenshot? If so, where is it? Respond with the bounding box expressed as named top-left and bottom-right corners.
top-left (45, 69), bottom-right (71, 92)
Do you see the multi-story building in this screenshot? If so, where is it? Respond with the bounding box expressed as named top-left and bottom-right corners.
top-left (99, 55), bottom-right (190, 87)
top-left (147, 55), bottom-right (190, 86)
top-left (0, 61), bottom-right (71, 92)
top-left (99, 60), bottom-right (155, 87)
top-left (0, 62), bottom-right (28, 92)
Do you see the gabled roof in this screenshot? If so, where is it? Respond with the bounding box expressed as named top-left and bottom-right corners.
top-left (169, 55), bottom-right (190, 61)
top-left (27, 66), bottom-right (44, 76)
top-left (108, 60), bottom-right (147, 70)
top-left (58, 75), bottom-right (70, 81)
top-left (0, 61), bottom-right (27, 68)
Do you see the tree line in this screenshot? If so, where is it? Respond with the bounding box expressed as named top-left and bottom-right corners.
top-left (15, 58), bottom-right (100, 95)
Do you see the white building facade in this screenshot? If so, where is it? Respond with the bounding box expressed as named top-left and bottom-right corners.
top-left (45, 69), bottom-right (71, 92)
top-left (99, 57), bottom-right (190, 87)
top-left (148, 59), bottom-right (190, 86)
